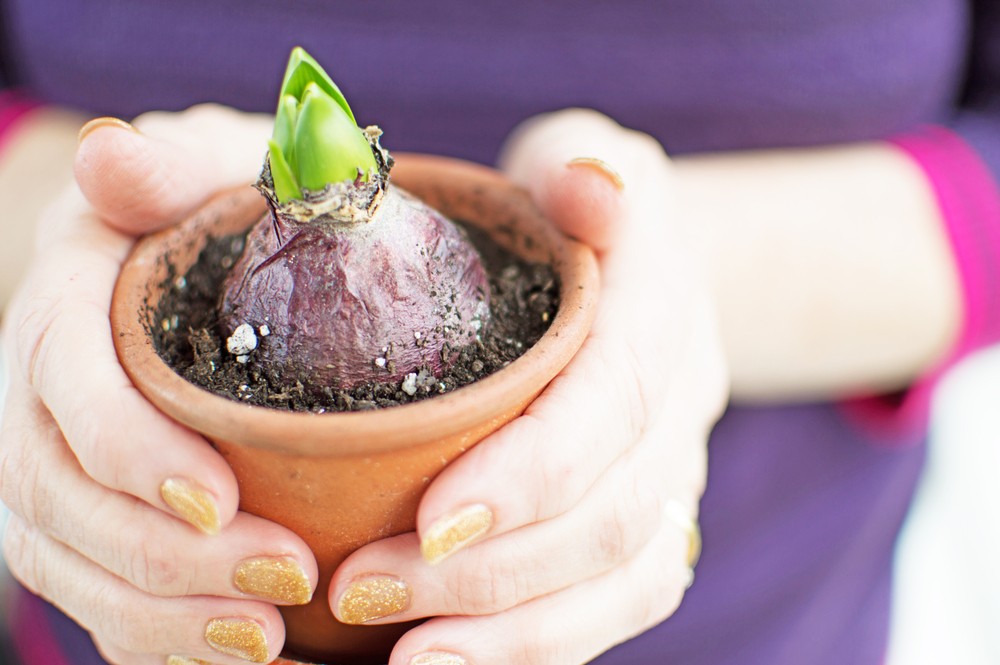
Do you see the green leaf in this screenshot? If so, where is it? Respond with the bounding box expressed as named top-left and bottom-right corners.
top-left (279, 46), bottom-right (356, 124)
top-left (268, 139), bottom-right (303, 202)
top-left (292, 82), bottom-right (378, 191)
top-left (272, 94), bottom-right (299, 166)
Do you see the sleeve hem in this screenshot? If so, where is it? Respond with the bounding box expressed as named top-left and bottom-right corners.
top-left (841, 125), bottom-right (1000, 442)
top-left (0, 88), bottom-right (43, 156)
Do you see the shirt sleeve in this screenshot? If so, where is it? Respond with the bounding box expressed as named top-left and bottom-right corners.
top-left (0, 0), bottom-right (42, 153)
top-left (842, 0), bottom-right (1000, 440)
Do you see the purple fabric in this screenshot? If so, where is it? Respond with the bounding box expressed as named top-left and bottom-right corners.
top-left (1, 1), bottom-right (997, 664)
top-left (596, 403), bottom-right (924, 664)
top-left (0, 0), bottom-right (971, 162)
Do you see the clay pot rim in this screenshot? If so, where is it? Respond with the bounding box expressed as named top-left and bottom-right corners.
top-left (112, 153), bottom-right (600, 457)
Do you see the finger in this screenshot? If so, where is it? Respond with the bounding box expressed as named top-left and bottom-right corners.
top-left (93, 638), bottom-right (222, 665)
top-left (499, 108), bottom-right (669, 253)
top-left (0, 382), bottom-right (316, 605)
top-left (415, 132), bottom-right (685, 564)
top-left (6, 199), bottom-right (239, 534)
top-left (385, 506), bottom-right (693, 665)
top-left (3, 514), bottom-right (285, 665)
top-left (331, 413), bottom-right (700, 622)
top-left (75, 104), bottom-right (272, 234)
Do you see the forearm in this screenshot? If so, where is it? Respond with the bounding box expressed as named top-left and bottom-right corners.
top-left (0, 107), bottom-right (85, 311)
top-left (675, 141), bottom-right (963, 402)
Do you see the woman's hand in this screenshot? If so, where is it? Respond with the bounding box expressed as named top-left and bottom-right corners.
top-left (0, 106), bottom-right (319, 665)
top-left (327, 110), bottom-right (730, 665)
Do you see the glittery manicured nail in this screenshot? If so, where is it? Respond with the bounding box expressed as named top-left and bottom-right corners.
top-left (205, 618), bottom-right (269, 663)
top-left (566, 157), bottom-right (625, 190)
top-left (234, 556), bottom-right (312, 605)
top-left (420, 503), bottom-right (493, 564)
top-left (337, 575), bottom-right (411, 624)
top-left (410, 651), bottom-right (469, 665)
top-left (166, 656), bottom-right (210, 665)
top-left (78, 116), bottom-right (139, 143)
top-left (160, 478), bottom-right (221, 535)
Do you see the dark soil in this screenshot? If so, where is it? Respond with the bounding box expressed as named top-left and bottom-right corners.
top-left (152, 225), bottom-right (559, 412)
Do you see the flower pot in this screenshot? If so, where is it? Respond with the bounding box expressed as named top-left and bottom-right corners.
top-left (111, 154), bottom-right (600, 664)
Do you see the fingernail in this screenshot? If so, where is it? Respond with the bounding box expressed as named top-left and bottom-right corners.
top-left (566, 157), bottom-right (625, 190)
top-left (205, 617), bottom-right (269, 663)
top-left (160, 478), bottom-right (221, 535)
top-left (166, 656), bottom-right (211, 665)
top-left (410, 652), bottom-right (469, 665)
top-left (337, 575), bottom-right (411, 624)
top-left (234, 556), bottom-right (312, 605)
top-left (420, 503), bottom-right (493, 564)
top-left (78, 116), bottom-right (139, 143)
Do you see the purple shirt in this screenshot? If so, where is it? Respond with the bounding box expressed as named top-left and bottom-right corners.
top-left (3, 2), bottom-right (999, 663)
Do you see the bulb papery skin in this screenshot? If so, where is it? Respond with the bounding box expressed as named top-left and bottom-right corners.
top-left (219, 184), bottom-right (491, 392)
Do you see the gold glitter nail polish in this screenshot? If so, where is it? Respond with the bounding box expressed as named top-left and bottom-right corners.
top-left (234, 557), bottom-right (312, 605)
top-left (205, 617), bottom-right (269, 663)
top-left (420, 503), bottom-right (493, 564)
top-left (78, 116), bottom-right (140, 143)
top-left (160, 478), bottom-right (221, 535)
top-left (166, 656), bottom-right (211, 665)
top-left (566, 157), bottom-right (625, 190)
top-left (337, 575), bottom-right (411, 624)
top-left (410, 651), bottom-right (469, 665)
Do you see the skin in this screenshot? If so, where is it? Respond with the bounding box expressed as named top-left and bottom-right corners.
top-left (0, 105), bottom-right (958, 664)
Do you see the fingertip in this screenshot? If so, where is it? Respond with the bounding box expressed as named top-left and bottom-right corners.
top-left (499, 109), bottom-right (631, 252)
top-left (543, 159), bottom-right (626, 252)
top-left (74, 123), bottom-right (187, 235)
top-left (76, 123), bottom-right (153, 232)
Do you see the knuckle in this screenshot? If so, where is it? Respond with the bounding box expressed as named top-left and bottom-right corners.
top-left (183, 102), bottom-right (237, 123)
top-left (594, 336), bottom-right (649, 444)
top-left (590, 511), bottom-right (630, 567)
top-left (130, 109), bottom-right (171, 133)
top-left (122, 535), bottom-right (187, 597)
top-left (93, 583), bottom-right (156, 653)
top-left (0, 431), bottom-right (59, 532)
top-left (536, 453), bottom-right (585, 518)
top-left (449, 554), bottom-right (524, 614)
top-left (591, 487), bottom-right (660, 569)
top-left (0, 427), bottom-right (24, 512)
top-left (589, 451), bottom-right (668, 568)
top-left (629, 537), bottom-right (689, 631)
top-left (2, 518), bottom-right (36, 589)
top-left (635, 569), bottom-right (686, 631)
top-left (625, 129), bottom-right (670, 166)
top-left (514, 636), bottom-right (572, 665)
top-left (63, 406), bottom-right (113, 482)
top-left (14, 290), bottom-right (62, 388)
top-left (89, 636), bottom-right (130, 665)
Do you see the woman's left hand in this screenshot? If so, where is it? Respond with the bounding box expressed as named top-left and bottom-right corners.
top-left (328, 109), bottom-right (730, 665)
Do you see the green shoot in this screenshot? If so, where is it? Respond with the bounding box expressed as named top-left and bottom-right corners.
top-left (268, 47), bottom-right (378, 202)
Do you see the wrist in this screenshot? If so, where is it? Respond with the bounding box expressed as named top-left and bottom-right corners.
top-left (0, 105), bottom-right (87, 311)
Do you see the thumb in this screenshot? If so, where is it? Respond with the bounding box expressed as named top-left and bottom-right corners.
top-left (74, 104), bottom-right (272, 235)
top-left (498, 109), bottom-right (668, 253)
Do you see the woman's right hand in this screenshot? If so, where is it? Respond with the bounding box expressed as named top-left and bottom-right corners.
top-left (0, 105), bottom-right (316, 665)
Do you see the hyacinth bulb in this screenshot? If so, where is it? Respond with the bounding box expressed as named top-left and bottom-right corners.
top-left (218, 47), bottom-right (490, 393)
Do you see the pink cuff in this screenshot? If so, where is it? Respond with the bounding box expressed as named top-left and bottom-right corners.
top-left (0, 89), bottom-right (42, 155)
top-left (9, 587), bottom-right (73, 665)
top-left (843, 126), bottom-right (1000, 442)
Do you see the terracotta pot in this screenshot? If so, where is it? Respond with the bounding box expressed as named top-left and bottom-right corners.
top-left (111, 154), bottom-right (600, 664)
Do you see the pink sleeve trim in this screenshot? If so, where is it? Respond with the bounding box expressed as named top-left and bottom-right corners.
top-left (0, 89), bottom-right (42, 155)
top-left (8, 587), bottom-right (73, 665)
top-left (842, 125), bottom-right (1000, 442)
